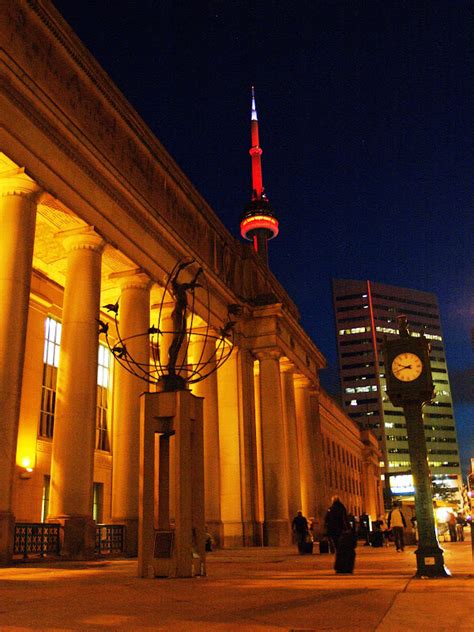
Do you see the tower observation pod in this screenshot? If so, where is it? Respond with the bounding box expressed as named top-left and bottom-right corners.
top-left (240, 87), bottom-right (279, 264)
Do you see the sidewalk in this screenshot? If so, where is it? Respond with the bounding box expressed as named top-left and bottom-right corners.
top-left (1, 541), bottom-right (473, 631)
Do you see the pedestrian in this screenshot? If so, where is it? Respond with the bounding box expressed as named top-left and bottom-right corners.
top-left (447, 512), bottom-right (457, 542)
top-left (410, 515), bottom-right (418, 543)
top-left (324, 495), bottom-right (349, 552)
top-left (325, 496), bottom-right (356, 574)
top-left (456, 513), bottom-right (466, 541)
top-left (292, 510), bottom-right (309, 554)
top-left (387, 501), bottom-right (407, 552)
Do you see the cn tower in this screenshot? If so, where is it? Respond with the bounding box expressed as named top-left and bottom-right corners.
top-left (240, 87), bottom-right (279, 264)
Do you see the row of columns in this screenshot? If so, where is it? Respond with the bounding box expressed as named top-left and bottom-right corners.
top-left (0, 170), bottom-right (325, 562)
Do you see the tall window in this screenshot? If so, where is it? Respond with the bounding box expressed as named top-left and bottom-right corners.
top-left (39, 317), bottom-right (61, 438)
top-left (96, 344), bottom-right (111, 451)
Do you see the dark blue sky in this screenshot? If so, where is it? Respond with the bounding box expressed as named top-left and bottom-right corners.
top-left (53, 0), bottom-right (473, 476)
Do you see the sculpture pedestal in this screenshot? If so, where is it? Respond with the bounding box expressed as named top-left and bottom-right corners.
top-left (137, 390), bottom-right (205, 578)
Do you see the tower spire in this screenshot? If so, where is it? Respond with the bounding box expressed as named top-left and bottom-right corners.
top-left (240, 87), bottom-right (279, 264)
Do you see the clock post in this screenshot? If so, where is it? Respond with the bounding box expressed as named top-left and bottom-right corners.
top-left (382, 316), bottom-right (449, 578)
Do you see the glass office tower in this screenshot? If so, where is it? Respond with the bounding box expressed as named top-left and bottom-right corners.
top-left (332, 279), bottom-right (462, 502)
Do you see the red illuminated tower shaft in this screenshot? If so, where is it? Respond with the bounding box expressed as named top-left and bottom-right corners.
top-left (240, 87), bottom-right (279, 264)
top-left (250, 88), bottom-right (263, 199)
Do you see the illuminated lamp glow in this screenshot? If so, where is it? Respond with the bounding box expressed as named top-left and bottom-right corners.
top-left (435, 507), bottom-right (449, 523)
top-left (240, 215), bottom-right (279, 240)
top-left (20, 456), bottom-right (34, 472)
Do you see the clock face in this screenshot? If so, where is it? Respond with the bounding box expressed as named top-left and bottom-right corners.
top-left (391, 352), bottom-right (423, 382)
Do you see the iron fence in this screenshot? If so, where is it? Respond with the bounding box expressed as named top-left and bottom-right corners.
top-left (95, 524), bottom-right (125, 554)
top-left (14, 523), bottom-right (61, 558)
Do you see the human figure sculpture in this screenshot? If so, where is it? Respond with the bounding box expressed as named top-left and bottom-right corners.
top-left (167, 262), bottom-right (202, 374)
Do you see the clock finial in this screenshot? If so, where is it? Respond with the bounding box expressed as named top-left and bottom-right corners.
top-left (397, 314), bottom-right (410, 337)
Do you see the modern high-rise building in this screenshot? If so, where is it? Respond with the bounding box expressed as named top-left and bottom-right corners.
top-left (332, 279), bottom-right (462, 502)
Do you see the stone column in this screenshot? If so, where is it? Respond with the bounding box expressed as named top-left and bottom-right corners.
top-left (48, 228), bottom-right (105, 559)
top-left (111, 270), bottom-right (151, 556)
top-left (216, 349), bottom-right (244, 547)
top-left (279, 359), bottom-right (302, 521)
top-left (235, 348), bottom-right (261, 546)
top-left (294, 375), bottom-right (317, 519)
top-left (308, 383), bottom-right (327, 534)
top-left (0, 169), bottom-right (41, 565)
top-left (188, 332), bottom-right (223, 547)
top-left (255, 350), bottom-right (290, 546)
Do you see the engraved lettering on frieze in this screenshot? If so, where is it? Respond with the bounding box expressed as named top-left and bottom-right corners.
top-left (121, 138), bottom-right (155, 192)
top-left (222, 244), bottom-right (235, 287)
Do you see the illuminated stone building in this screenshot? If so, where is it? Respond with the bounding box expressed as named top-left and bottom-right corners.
top-left (0, 0), bottom-right (382, 563)
top-left (333, 278), bottom-right (462, 501)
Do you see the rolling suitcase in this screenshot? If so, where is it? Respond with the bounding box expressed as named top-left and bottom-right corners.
top-left (318, 539), bottom-right (330, 554)
top-left (369, 530), bottom-right (384, 548)
top-left (334, 531), bottom-right (356, 574)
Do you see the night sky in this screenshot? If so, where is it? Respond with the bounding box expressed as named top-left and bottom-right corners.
top-left (52, 0), bottom-right (473, 476)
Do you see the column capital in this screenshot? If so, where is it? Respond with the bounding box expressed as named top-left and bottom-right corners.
top-left (254, 348), bottom-right (281, 362)
top-left (308, 382), bottom-right (321, 397)
top-left (293, 373), bottom-right (312, 389)
top-left (279, 357), bottom-right (295, 374)
top-left (58, 226), bottom-right (105, 254)
top-left (0, 168), bottom-right (42, 200)
top-left (109, 268), bottom-right (152, 291)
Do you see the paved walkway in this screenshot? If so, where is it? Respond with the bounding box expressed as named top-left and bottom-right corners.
top-left (1, 541), bottom-right (473, 631)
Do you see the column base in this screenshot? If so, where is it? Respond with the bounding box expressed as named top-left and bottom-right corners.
top-left (0, 512), bottom-right (15, 566)
top-left (263, 519), bottom-right (291, 546)
top-left (242, 520), bottom-right (264, 547)
top-left (221, 520), bottom-right (246, 548)
top-left (414, 545), bottom-right (451, 578)
top-left (49, 516), bottom-right (96, 560)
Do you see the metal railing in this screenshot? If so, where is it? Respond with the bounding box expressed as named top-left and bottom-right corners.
top-left (14, 523), bottom-right (61, 558)
top-left (95, 524), bottom-right (125, 554)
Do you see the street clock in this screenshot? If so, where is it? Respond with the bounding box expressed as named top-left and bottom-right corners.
top-left (382, 318), bottom-right (434, 407)
top-left (381, 315), bottom-right (448, 578)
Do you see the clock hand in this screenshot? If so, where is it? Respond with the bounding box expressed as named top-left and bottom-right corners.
top-left (393, 364), bottom-right (412, 373)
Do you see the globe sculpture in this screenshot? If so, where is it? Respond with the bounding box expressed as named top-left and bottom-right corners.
top-left (98, 259), bottom-right (240, 391)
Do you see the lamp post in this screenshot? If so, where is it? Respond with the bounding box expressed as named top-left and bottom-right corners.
top-left (382, 316), bottom-right (449, 577)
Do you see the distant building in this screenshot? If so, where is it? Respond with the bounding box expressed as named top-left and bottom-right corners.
top-left (332, 279), bottom-right (462, 503)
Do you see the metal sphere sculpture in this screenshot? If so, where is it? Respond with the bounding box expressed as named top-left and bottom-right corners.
top-left (98, 259), bottom-right (240, 392)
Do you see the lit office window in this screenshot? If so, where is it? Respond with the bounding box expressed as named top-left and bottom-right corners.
top-left (96, 344), bottom-right (111, 451)
top-left (39, 317), bottom-right (62, 438)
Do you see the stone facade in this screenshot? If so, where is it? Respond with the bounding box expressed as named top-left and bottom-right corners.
top-left (0, 0), bottom-right (383, 563)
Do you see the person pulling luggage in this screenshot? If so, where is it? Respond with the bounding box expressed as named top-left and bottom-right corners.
top-left (292, 510), bottom-right (310, 554)
top-left (324, 496), bottom-right (356, 573)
